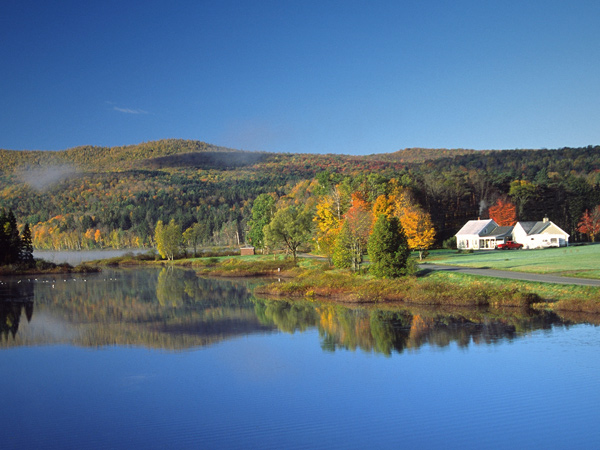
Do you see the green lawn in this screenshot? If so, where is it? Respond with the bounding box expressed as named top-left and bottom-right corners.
top-left (425, 244), bottom-right (600, 279)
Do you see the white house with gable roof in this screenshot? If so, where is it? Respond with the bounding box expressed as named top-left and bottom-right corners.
top-left (512, 217), bottom-right (569, 249)
top-left (455, 219), bottom-right (513, 250)
top-left (456, 217), bottom-right (569, 250)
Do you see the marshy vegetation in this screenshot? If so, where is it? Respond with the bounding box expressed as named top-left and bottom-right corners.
top-left (254, 265), bottom-right (542, 308)
top-left (77, 248), bottom-right (600, 314)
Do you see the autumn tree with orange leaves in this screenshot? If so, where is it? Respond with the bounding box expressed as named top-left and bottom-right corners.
top-left (368, 189), bottom-right (435, 261)
top-left (577, 206), bottom-right (600, 242)
top-left (333, 193), bottom-right (372, 271)
top-left (488, 198), bottom-right (517, 226)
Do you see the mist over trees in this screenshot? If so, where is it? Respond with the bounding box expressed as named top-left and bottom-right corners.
top-left (1, 140), bottom-right (600, 255)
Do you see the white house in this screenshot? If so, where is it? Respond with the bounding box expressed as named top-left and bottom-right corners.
top-left (512, 217), bottom-right (569, 249)
top-left (456, 217), bottom-right (570, 250)
top-left (455, 219), bottom-right (513, 250)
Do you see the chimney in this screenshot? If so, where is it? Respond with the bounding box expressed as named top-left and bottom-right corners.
top-left (543, 216), bottom-right (549, 223)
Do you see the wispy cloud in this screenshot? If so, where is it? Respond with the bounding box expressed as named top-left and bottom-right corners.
top-left (18, 165), bottom-right (77, 191)
top-left (113, 106), bottom-right (149, 114)
top-left (105, 101), bottom-right (149, 114)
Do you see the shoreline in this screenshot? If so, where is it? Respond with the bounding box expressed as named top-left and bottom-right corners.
top-left (0, 259), bottom-right (101, 277)
top-left (45, 252), bottom-right (600, 315)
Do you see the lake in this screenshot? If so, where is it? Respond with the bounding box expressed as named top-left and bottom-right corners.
top-left (33, 249), bottom-right (149, 265)
top-left (1, 267), bottom-right (599, 449)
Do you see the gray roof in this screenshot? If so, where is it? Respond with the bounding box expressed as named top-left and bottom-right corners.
top-left (456, 219), bottom-right (495, 236)
top-left (518, 221), bottom-right (538, 234)
top-left (481, 226), bottom-right (513, 238)
top-left (528, 222), bottom-right (552, 235)
top-left (519, 221), bottom-right (552, 235)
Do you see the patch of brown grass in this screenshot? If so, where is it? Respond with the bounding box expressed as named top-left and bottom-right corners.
top-left (254, 269), bottom-right (539, 307)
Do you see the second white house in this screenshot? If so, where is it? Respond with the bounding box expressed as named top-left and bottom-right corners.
top-left (455, 217), bottom-right (569, 250)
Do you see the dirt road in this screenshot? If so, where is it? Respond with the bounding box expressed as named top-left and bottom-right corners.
top-left (421, 264), bottom-right (600, 287)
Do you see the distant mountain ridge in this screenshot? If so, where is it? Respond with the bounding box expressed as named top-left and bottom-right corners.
top-left (1, 139), bottom-right (544, 173)
top-left (368, 148), bottom-right (480, 163)
top-left (0, 139), bottom-right (237, 172)
top-left (1, 138), bottom-right (599, 252)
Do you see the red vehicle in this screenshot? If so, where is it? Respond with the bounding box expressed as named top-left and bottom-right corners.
top-left (496, 240), bottom-right (523, 250)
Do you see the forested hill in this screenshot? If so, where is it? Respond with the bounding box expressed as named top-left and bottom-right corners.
top-left (368, 147), bottom-right (480, 163)
top-left (0, 139), bottom-right (599, 251)
top-left (0, 139), bottom-right (237, 172)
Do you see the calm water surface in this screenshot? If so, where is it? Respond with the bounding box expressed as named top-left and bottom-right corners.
top-left (1, 268), bottom-right (599, 449)
top-left (33, 249), bottom-right (148, 265)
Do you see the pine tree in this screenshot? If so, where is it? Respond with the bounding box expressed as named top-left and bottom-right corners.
top-left (0, 209), bottom-right (22, 265)
top-left (332, 220), bottom-right (352, 269)
top-left (368, 214), bottom-right (410, 278)
top-left (20, 224), bottom-right (34, 265)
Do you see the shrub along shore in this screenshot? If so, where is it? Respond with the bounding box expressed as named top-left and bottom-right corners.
top-left (0, 260), bottom-right (100, 276)
top-left (84, 252), bottom-right (600, 314)
top-left (162, 254), bottom-right (600, 313)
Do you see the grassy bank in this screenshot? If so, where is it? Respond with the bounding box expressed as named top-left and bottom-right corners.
top-left (254, 262), bottom-right (600, 313)
top-left (94, 252), bottom-right (312, 277)
top-left (0, 260), bottom-right (100, 276)
top-left (185, 254), bottom-right (301, 277)
top-left (87, 251), bottom-right (600, 314)
top-left (428, 244), bottom-right (600, 279)
top-left (255, 266), bottom-right (544, 308)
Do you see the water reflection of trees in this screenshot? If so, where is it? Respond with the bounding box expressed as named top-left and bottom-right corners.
top-left (0, 279), bottom-right (34, 341)
top-left (0, 268), bottom-right (596, 352)
top-left (1, 301), bottom-right (34, 340)
top-left (1, 268), bottom-right (273, 349)
top-left (251, 298), bottom-right (573, 356)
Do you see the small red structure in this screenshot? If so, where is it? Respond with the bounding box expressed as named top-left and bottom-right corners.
top-left (240, 246), bottom-right (255, 256)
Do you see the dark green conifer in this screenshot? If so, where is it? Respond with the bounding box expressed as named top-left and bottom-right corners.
top-left (20, 224), bottom-right (34, 265)
top-left (367, 214), bottom-right (410, 278)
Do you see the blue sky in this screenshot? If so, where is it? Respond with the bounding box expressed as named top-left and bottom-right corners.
top-left (2, 1), bottom-right (600, 154)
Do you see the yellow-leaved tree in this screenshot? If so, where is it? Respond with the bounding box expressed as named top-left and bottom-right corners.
top-left (388, 188), bottom-right (435, 260)
top-left (369, 187), bottom-right (435, 260)
top-left (397, 206), bottom-right (435, 260)
top-left (314, 185), bottom-right (347, 264)
top-left (155, 219), bottom-right (182, 261)
top-left (371, 194), bottom-right (394, 227)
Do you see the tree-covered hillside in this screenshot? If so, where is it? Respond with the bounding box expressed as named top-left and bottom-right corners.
top-left (1, 140), bottom-right (599, 250)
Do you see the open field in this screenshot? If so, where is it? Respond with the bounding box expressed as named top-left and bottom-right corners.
top-left (426, 244), bottom-right (600, 279)
top-left (425, 271), bottom-right (599, 306)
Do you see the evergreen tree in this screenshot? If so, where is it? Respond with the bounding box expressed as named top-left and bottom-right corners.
top-left (0, 209), bottom-right (22, 265)
top-left (368, 214), bottom-right (410, 278)
top-left (332, 220), bottom-right (352, 269)
top-left (0, 210), bottom-right (7, 265)
top-left (20, 224), bottom-right (34, 265)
